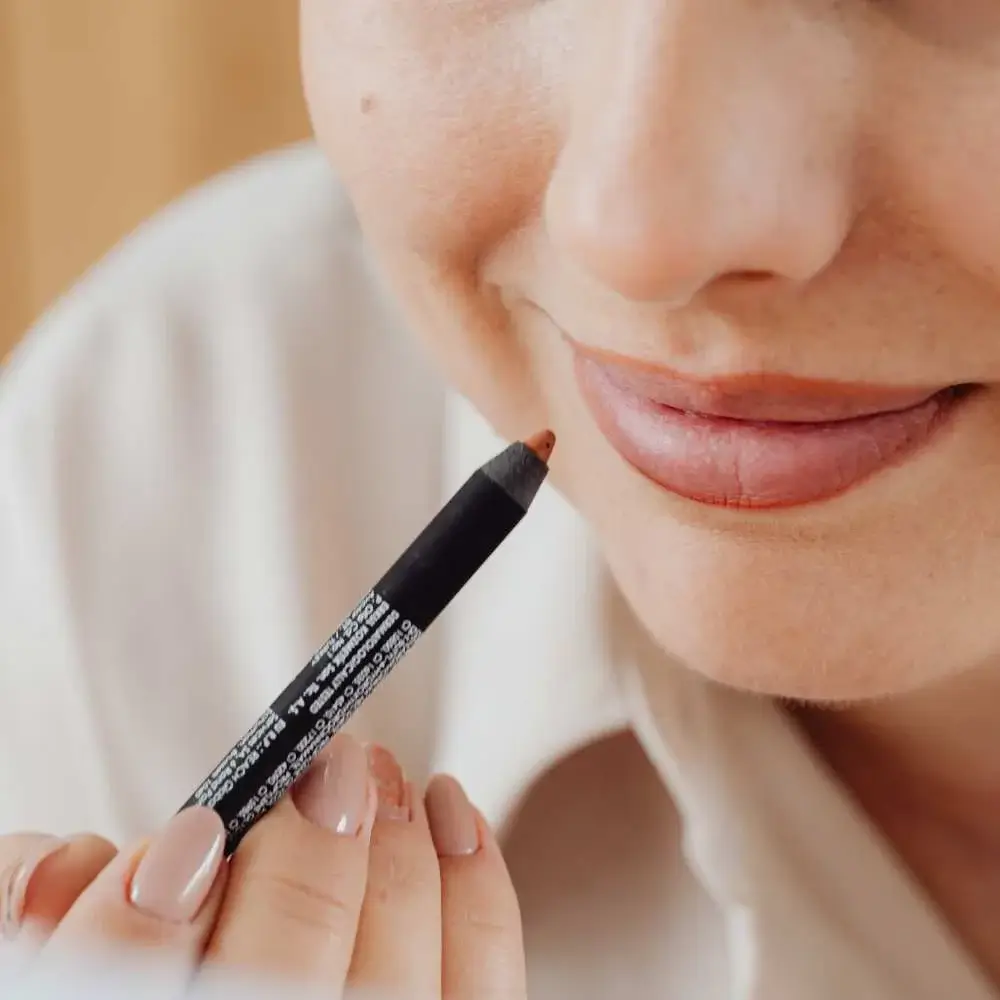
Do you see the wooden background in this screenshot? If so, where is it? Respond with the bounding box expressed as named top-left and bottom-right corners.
top-left (0, 0), bottom-right (311, 358)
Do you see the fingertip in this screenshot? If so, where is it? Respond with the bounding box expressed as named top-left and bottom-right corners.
top-left (290, 734), bottom-right (371, 838)
top-left (361, 773), bottom-right (379, 840)
top-left (1, 837), bottom-right (68, 940)
top-left (7, 833), bottom-right (119, 938)
top-left (127, 808), bottom-right (226, 924)
top-left (425, 775), bottom-right (480, 858)
top-left (65, 832), bottom-right (118, 857)
top-left (467, 806), bottom-right (507, 867)
top-left (39, 814), bottom-right (228, 989)
top-left (472, 807), bottom-right (497, 849)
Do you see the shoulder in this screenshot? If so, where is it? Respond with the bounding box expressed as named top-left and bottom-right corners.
top-left (68, 141), bottom-right (360, 292)
top-left (2, 143), bottom-right (368, 402)
top-left (0, 141), bottom-right (434, 475)
top-left (0, 141), bottom-right (432, 593)
top-left (0, 144), bottom-right (444, 836)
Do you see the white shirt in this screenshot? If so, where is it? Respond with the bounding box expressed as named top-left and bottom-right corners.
top-left (0, 144), bottom-right (994, 999)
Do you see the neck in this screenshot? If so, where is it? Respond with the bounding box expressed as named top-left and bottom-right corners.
top-left (793, 663), bottom-right (1000, 987)
top-left (796, 664), bottom-right (1000, 833)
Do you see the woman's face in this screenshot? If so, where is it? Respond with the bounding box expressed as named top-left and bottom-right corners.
top-left (301, 1), bottom-right (1000, 702)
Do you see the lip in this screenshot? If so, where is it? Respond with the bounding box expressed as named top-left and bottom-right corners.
top-left (571, 345), bottom-right (972, 509)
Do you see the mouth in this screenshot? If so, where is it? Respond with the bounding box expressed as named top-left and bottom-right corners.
top-left (570, 344), bottom-right (977, 509)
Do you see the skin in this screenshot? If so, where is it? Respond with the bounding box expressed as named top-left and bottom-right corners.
top-left (299, 0), bottom-right (1000, 980)
top-left (0, 741), bottom-right (525, 997)
top-left (6, 0), bottom-right (1000, 989)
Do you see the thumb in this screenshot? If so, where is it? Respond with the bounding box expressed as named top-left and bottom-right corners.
top-left (1, 832), bottom-right (117, 940)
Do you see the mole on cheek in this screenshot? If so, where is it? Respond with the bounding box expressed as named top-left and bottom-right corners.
top-left (359, 94), bottom-right (377, 115)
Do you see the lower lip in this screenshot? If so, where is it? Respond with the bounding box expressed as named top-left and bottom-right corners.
top-left (575, 358), bottom-right (969, 509)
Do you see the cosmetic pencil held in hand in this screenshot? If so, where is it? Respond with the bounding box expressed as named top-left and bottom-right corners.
top-left (183, 431), bottom-right (556, 853)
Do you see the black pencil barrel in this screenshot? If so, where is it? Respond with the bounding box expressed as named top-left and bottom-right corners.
top-left (182, 443), bottom-right (547, 854)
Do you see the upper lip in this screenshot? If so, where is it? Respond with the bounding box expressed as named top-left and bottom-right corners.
top-left (571, 340), bottom-right (951, 423)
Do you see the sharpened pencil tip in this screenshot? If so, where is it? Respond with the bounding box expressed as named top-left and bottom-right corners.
top-left (524, 429), bottom-right (556, 463)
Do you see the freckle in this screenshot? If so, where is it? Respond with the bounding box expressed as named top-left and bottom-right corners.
top-left (359, 94), bottom-right (376, 115)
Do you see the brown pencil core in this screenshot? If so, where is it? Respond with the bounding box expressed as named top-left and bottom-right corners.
top-left (525, 429), bottom-right (556, 463)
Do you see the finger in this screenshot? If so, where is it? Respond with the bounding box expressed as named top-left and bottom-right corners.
top-left (1, 833), bottom-right (116, 942)
top-left (42, 807), bottom-right (226, 978)
top-left (427, 776), bottom-right (527, 1000)
top-left (346, 746), bottom-right (441, 1000)
top-left (203, 733), bottom-right (375, 988)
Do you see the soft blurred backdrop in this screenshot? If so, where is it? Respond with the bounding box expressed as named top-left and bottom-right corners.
top-left (0, 0), bottom-right (311, 359)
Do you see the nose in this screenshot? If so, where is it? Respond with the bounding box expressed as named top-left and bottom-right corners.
top-left (544, 0), bottom-right (860, 304)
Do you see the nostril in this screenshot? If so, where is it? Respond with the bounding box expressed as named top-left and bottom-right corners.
top-left (728, 270), bottom-right (775, 283)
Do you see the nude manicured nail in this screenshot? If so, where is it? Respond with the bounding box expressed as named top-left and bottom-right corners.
top-left (129, 807), bottom-right (224, 923)
top-left (425, 776), bottom-right (480, 856)
top-left (367, 744), bottom-right (410, 821)
top-left (292, 734), bottom-right (370, 835)
top-left (0, 837), bottom-right (67, 940)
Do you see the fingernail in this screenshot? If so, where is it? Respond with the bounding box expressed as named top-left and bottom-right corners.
top-left (292, 733), bottom-right (370, 835)
top-left (425, 776), bottom-right (480, 857)
top-left (366, 745), bottom-right (410, 821)
top-left (0, 837), bottom-right (67, 940)
top-left (129, 807), bottom-right (225, 923)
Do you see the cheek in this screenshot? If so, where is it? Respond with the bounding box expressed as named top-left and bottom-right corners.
top-left (300, 1), bottom-right (564, 436)
top-left (877, 36), bottom-right (1000, 288)
top-left (300, 2), bottom-right (557, 260)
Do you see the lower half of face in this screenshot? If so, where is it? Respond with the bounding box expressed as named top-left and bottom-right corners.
top-left (302, 0), bottom-right (1000, 702)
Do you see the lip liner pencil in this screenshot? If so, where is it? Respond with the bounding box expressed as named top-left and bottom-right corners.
top-left (182, 429), bottom-right (556, 854)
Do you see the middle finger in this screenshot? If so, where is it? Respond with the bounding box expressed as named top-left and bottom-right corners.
top-left (347, 746), bottom-right (442, 999)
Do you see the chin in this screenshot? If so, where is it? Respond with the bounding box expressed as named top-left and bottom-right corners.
top-left (614, 574), bottom-right (932, 704)
top-left (533, 391), bottom-right (1000, 707)
top-left (586, 499), bottom-right (968, 706)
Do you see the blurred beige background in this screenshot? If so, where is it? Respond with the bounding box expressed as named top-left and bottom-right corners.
top-left (0, 0), bottom-right (311, 359)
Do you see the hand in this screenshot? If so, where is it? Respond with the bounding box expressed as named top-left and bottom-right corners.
top-left (1, 735), bottom-right (527, 999)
